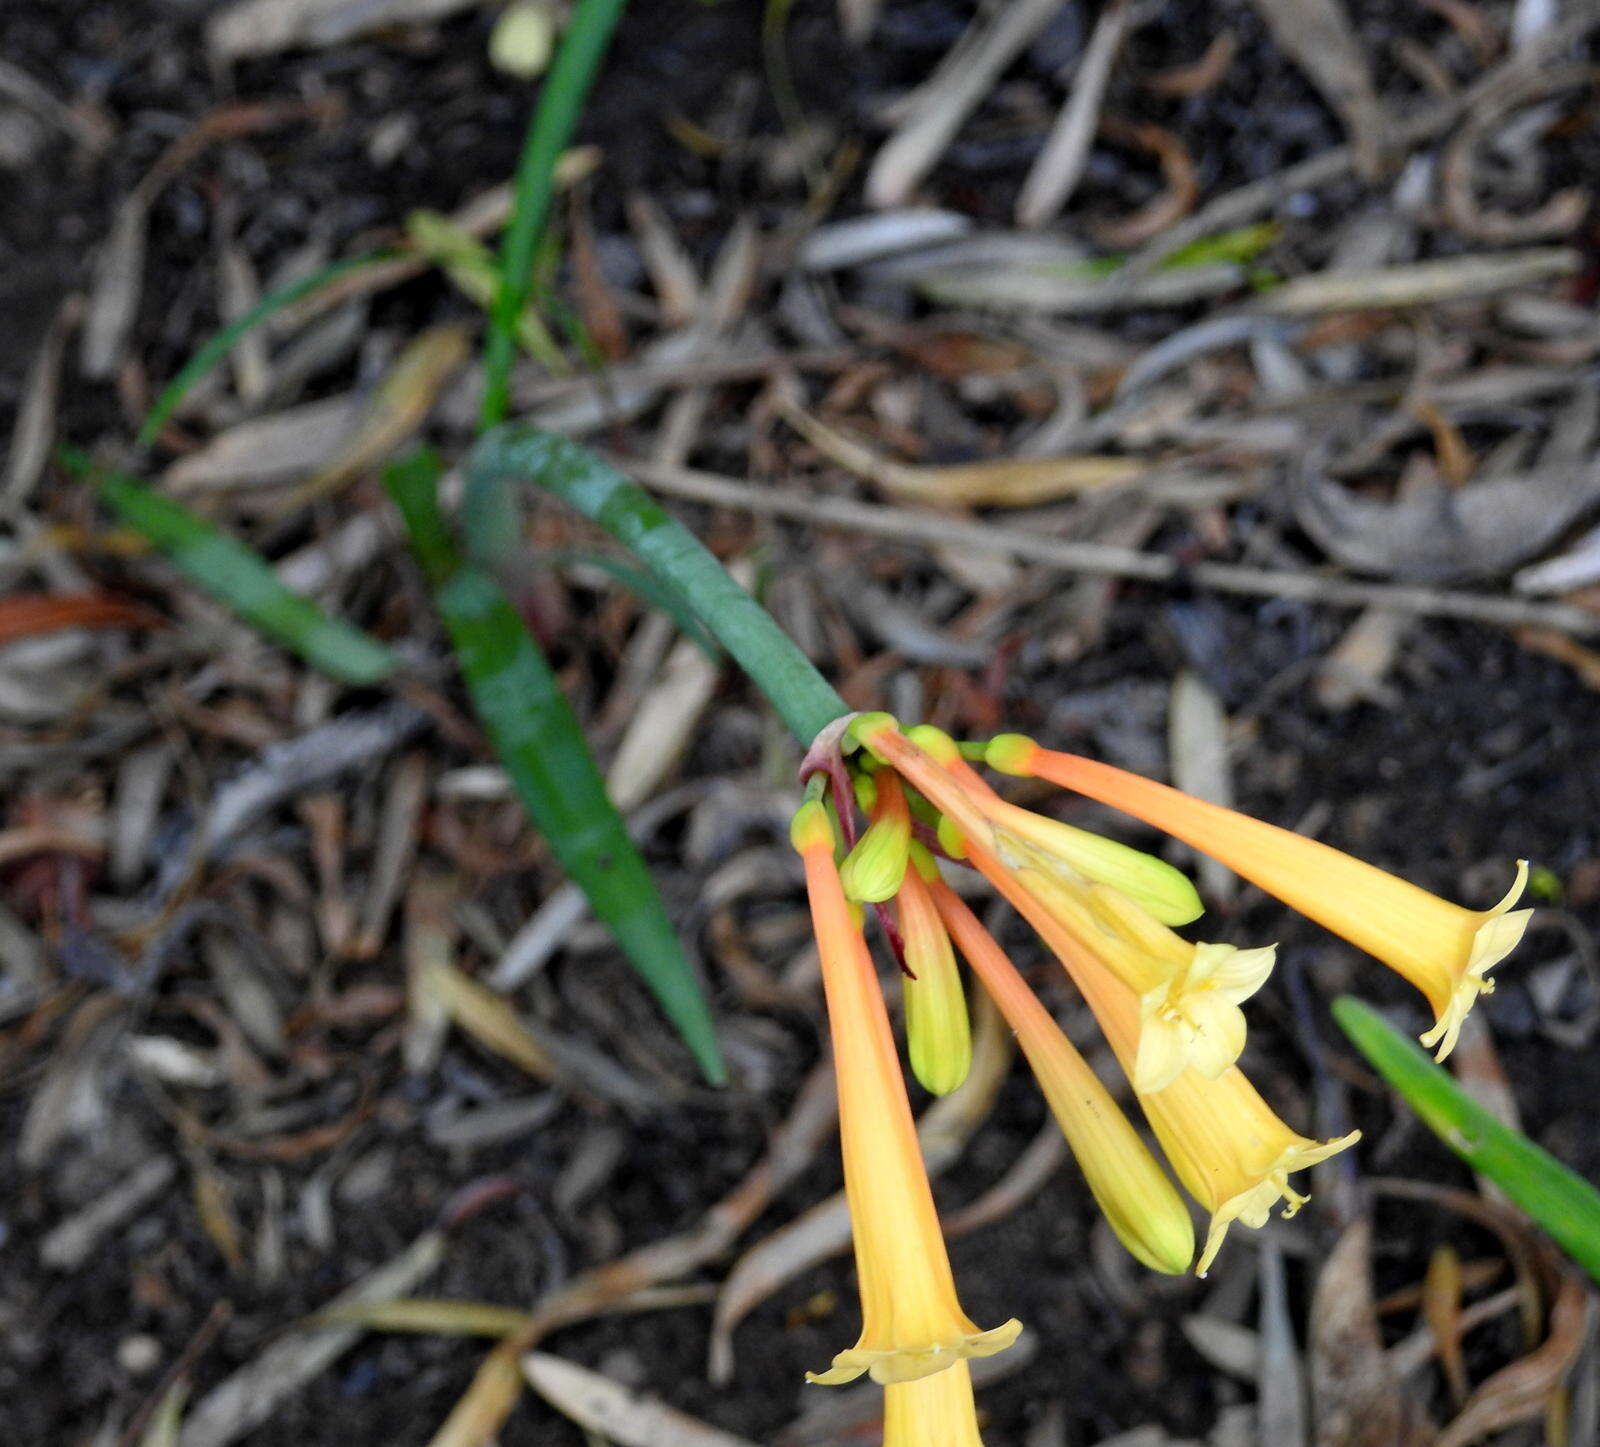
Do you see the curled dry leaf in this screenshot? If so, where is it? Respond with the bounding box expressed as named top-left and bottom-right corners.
top-left (1291, 443), bottom-right (1600, 584)
top-left (1087, 119), bottom-right (1200, 251)
top-left (1434, 1269), bottom-right (1591, 1447)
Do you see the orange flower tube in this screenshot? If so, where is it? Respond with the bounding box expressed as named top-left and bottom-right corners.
top-left (791, 801), bottom-right (1021, 1385)
top-left (883, 1359), bottom-right (986, 1447)
top-left (990, 734), bottom-right (1531, 1061)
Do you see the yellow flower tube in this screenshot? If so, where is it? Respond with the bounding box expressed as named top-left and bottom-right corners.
top-left (990, 734), bottom-right (1531, 1061)
top-left (931, 878), bottom-right (1194, 1274)
top-left (883, 1359), bottom-right (986, 1447)
top-left (791, 800), bottom-right (1021, 1385)
top-left (898, 853), bottom-right (973, 1097)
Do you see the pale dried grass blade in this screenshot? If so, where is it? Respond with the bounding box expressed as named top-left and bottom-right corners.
top-left (1256, 250), bottom-right (1579, 315)
top-left (1168, 670), bottom-right (1236, 906)
top-left (41, 1157), bottom-right (178, 1271)
top-left (425, 1337), bottom-right (526, 1447)
top-left (164, 396), bottom-right (363, 492)
top-left (1258, 1241), bottom-right (1309, 1447)
top-left (208, 0), bottom-right (483, 60)
top-left (1245, 0), bottom-right (1387, 178)
top-left (2, 293), bottom-right (80, 512)
top-left (626, 191), bottom-right (703, 327)
top-left (865, 0), bottom-right (1063, 208)
top-left (353, 751), bottom-right (429, 959)
top-left (605, 632), bottom-right (725, 812)
top-left (420, 958), bottom-right (559, 1082)
top-left (1016, 0), bottom-right (1138, 227)
top-left (272, 323), bottom-right (471, 513)
top-left (1313, 608), bottom-right (1410, 711)
top-left (780, 400), bottom-right (1144, 506)
top-left (315, 1299), bottom-right (536, 1337)
top-left (82, 194), bottom-right (150, 380)
top-left (178, 1230), bottom-right (444, 1447)
top-left (524, 1353), bottom-right (761, 1447)
top-left (1424, 1245), bottom-right (1471, 1406)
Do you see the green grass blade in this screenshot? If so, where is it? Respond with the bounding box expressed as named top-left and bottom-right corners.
top-left (480, 0), bottom-right (629, 430)
top-left (385, 454), bottom-right (725, 1085)
top-left (1333, 995), bottom-right (1600, 1282)
top-left (138, 252), bottom-right (394, 447)
top-left (89, 462), bottom-right (397, 685)
top-left (464, 426), bottom-right (847, 744)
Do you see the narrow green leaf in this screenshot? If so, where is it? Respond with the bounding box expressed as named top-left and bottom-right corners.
top-left (464, 426), bottom-right (848, 745)
top-left (138, 252), bottom-right (394, 447)
top-left (1333, 995), bottom-right (1600, 1283)
top-left (480, 0), bottom-right (629, 430)
top-left (384, 455), bottom-right (725, 1084)
top-left (91, 464), bottom-right (397, 685)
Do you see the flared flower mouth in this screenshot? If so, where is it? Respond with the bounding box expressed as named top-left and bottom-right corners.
top-left (1196, 1132), bottom-right (1361, 1275)
top-left (808, 1318), bottom-right (1024, 1386)
top-left (1134, 941), bottom-right (1277, 1092)
top-left (1418, 861), bottom-right (1531, 1059)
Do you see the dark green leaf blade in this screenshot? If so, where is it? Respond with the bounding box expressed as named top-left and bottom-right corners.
top-left (1333, 995), bottom-right (1600, 1283)
top-left (386, 456), bottom-right (725, 1084)
top-left (95, 466), bottom-right (397, 685)
top-left (464, 426), bottom-right (848, 745)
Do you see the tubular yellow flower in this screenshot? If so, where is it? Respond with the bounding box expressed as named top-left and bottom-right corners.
top-left (932, 879), bottom-right (1194, 1274)
top-left (898, 850), bottom-right (973, 1097)
top-left (883, 1359), bottom-right (985, 1447)
top-left (856, 719), bottom-right (1266, 1089)
top-left (1037, 903), bottom-right (1358, 1276)
top-left (991, 734), bottom-right (1532, 1062)
top-left (790, 800), bottom-right (1022, 1385)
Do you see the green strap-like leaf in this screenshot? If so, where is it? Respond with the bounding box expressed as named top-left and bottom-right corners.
top-left (1333, 995), bottom-right (1600, 1283)
top-left (92, 463), bottom-right (397, 686)
top-left (464, 426), bottom-right (848, 745)
top-left (480, 0), bottom-right (629, 430)
top-left (386, 453), bottom-right (725, 1085)
top-left (138, 252), bottom-right (394, 447)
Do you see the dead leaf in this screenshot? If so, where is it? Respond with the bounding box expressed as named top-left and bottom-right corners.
top-left (419, 959), bottom-right (558, 1082)
top-left (1292, 444), bottom-right (1600, 583)
top-left (1309, 1217), bottom-right (1406, 1447)
top-left (164, 397), bottom-right (363, 492)
top-left (207, 0), bottom-right (484, 61)
top-left (779, 399), bottom-right (1145, 506)
top-left (271, 324), bottom-right (471, 514)
top-left (524, 1353), bottom-right (761, 1447)
top-left (1245, 0), bottom-right (1387, 178)
top-left (178, 1231), bottom-right (444, 1447)
top-left (0, 593), bottom-right (162, 645)
top-left (1424, 1245), bottom-right (1471, 1405)
top-left (1167, 670), bottom-right (1235, 907)
top-left (1435, 1271), bottom-right (1592, 1447)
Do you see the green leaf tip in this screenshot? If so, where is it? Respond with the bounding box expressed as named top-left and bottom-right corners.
top-left (1333, 995), bottom-right (1600, 1284)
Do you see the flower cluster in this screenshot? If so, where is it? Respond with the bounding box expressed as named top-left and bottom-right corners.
top-left (791, 713), bottom-right (1532, 1443)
